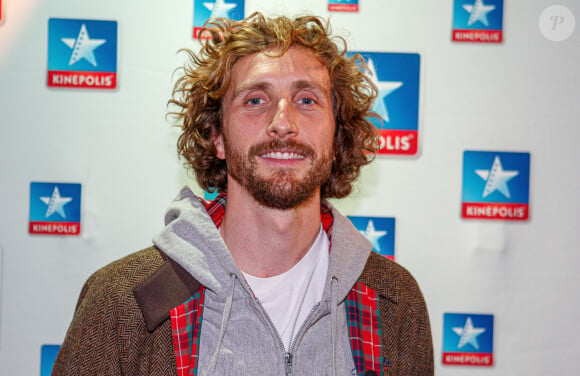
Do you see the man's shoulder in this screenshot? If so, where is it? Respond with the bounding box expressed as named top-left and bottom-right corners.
top-left (361, 252), bottom-right (424, 304)
top-left (77, 246), bottom-right (200, 332)
top-left (84, 246), bottom-right (166, 297)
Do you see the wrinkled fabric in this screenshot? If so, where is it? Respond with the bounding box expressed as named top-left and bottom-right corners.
top-left (153, 187), bottom-right (366, 375)
top-left (52, 187), bottom-right (434, 376)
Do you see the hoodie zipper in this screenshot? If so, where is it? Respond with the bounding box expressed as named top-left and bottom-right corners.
top-left (252, 296), bottom-right (325, 375)
top-left (284, 302), bottom-right (322, 375)
top-left (250, 297), bottom-right (295, 375)
top-left (284, 352), bottom-right (293, 375)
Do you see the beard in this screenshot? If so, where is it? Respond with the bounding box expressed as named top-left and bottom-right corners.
top-left (225, 138), bottom-right (333, 210)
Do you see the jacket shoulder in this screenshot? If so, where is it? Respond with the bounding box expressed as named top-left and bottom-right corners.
top-left (82, 246), bottom-right (166, 302)
top-left (361, 251), bottom-right (424, 304)
top-left (83, 246), bottom-right (201, 332)
top-left (52, 247), bottom-right (176, 376)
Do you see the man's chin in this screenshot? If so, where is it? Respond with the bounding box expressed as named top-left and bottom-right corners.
top-left (248, 176), bottom-right (318, 210)
top-left (251, 189), bottom-right (317, 210)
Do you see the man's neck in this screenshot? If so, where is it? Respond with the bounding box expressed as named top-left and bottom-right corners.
top-left (220, 181), bottom-right (323, 278)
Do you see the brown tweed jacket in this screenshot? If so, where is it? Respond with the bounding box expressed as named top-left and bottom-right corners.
top-left (52, 247), bottom-right (433, 375)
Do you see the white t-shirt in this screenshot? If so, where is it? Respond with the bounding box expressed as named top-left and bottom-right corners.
top-left (242, 225), bottom-right (330, 350)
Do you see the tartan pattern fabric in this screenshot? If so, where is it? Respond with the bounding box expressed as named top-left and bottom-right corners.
top-left (201, 193), bottom-right (227, 228)
top-left (170, 288), bottom-right (205, 376)
top-left (169, 193), bottom-right (225, 376)
top-left (345, 279), bottom-right (383, 375)
top-left (321, 205), bottom-right (334, 239)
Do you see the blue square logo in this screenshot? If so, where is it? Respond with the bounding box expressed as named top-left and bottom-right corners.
top-left (347, 216), bottom-right (395, 260)
top-left (47, 18), bottom-right (118, 89)
top-left (443, 313), bottom-right (494, 366)
top-left (452, 0), bottom-right (504, 43)
top-left (41, 345), bottom-right (61, 376)
top-left (328, 0), bottom-right (359, 12)
top-left (350, 52), bottom-right (421, 155)
top-left (462, 151), bottom-right (530, 220)
top-left (193, 0), bottom-right (245, 39)
top-left (29, 182), bottom-right (82, 235)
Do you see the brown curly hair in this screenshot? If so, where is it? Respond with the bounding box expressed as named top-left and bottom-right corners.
top-left (169, 12), bottom-right (379, 200)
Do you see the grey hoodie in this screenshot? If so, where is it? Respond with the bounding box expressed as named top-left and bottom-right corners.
top-left (153, 187), bottom-right (373, 375)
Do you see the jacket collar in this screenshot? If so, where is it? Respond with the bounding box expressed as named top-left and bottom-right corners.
top-left (133, 249), bottom-right (400, 333)
top-left (133, 253), bottom-right (200, 332)
top-left (135, 191), bottom-right (348, 332)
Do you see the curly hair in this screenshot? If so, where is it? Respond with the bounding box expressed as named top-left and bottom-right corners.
top-left (169, 12), bottom-right (379, 200)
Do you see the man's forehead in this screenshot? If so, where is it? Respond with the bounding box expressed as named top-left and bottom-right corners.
top-left (229, 46), bottom-right (330, 89)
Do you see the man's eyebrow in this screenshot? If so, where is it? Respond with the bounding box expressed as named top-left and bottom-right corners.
top-left (231, 80), bottom-right (330, 99)
top-left (232, 82), bottom-right (272, 99)
top-left (292, 80), bottom-right (329, 96)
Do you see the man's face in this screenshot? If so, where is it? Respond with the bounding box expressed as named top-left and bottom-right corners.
top-left (216, 46), bottom-right (336, 209)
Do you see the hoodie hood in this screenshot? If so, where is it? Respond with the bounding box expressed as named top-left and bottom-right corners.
top-left (324, 206), bottom-right (373, 303)
top-left (153, 186), bottom-right (373, 304)
top-left (153, 187), bottom-right (240, 295)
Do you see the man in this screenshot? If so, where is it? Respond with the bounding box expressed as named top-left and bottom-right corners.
top-left (52, 12), bottom-right (433, 376)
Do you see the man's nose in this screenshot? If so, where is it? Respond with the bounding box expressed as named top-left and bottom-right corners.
top-left (267, 98), bottom-right (297, 138)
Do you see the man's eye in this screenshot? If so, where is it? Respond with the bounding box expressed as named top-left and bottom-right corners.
top-left (298, 97), bottom-right (315, 105)
top-left (247, 98), bottom-right (264, 105)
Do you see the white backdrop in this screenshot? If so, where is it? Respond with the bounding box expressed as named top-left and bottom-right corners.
top-left (1, 0), bottom-right (579, 375)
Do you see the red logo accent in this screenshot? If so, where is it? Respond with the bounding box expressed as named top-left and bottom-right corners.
top-left (29, 222), bottom-right (81, 235)
top-left (443, 352), bottom-right (493, 366)
top-left (328, 4), bottom-right (358, 12)
top-left (193, 27), bottom-right (213, 39)
top-left (453, 29), bottom-right (502, 43)
top-left (47, 71), bottom-right (117, 89)
top-left (377, 129), bottom-right (418, 155)
top-left (462, 202), bottom-right (528, 220)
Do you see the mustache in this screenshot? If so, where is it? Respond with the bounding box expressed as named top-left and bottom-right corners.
top-left (249, 139), bottom-right (315, 159)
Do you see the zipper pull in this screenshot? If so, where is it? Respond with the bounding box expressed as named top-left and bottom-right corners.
top-left (284, 352), bottom-right (293, 375)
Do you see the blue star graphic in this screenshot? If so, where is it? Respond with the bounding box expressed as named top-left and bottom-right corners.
top-left (40, 186), bottom-right (73, 219)
top-left (463, 0), bottom-right (496, 26)
top-left (61, 24), bottom-right (106, 67)
top-left (366, 58), bottom-right (403, 123)
top-left (359, 220), bottom-right (387, 252)
top-left (475, 156), bottom-right (519, 198)
top-left (453, 317), bottom-right (486, 349)
top-left (204, 0), bottom-right (238, 19)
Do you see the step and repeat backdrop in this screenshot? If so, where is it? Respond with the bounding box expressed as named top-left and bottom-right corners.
top-left (1, 0), bottom-right (579, 374)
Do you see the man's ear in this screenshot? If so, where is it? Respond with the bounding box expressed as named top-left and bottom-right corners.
top-left (213, 133), bottom-right (226, 160)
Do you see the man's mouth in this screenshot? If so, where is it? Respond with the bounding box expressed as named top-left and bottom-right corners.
top-left (260, 151), bottom-right (306, 160)
top-left (250, 139), bottom-right (315, 162)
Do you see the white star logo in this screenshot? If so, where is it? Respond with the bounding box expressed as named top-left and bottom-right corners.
top-left (366, 58), bottom-right (403, 123)
top-left (453, 317), bottom-right (486, 349)
top-left (204, 0), bottom-right (238, 19)
top-left (359, 220), bottom-right (387, 252)
top-left (61, 24), bottom-right (106, 67)
top-left (475, 156), bottom-right (519, 198)
top-left (462, 0), bottom-right (496, 27)
top-left (40, 186), bottom-right (73, 219)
